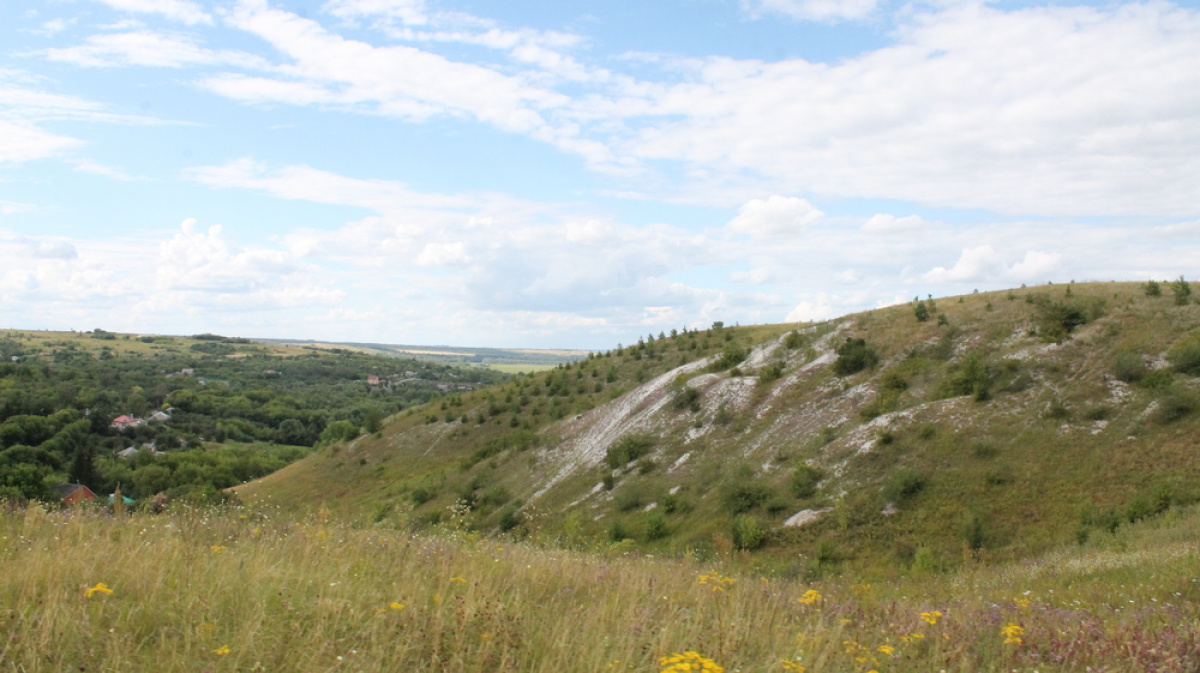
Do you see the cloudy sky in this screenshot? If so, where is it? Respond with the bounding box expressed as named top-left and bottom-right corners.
top-left (2, 0), bottom-right (1198, 349)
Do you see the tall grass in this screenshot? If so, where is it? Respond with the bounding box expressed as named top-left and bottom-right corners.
top-left (4, 503), bottom-right (1200, 672)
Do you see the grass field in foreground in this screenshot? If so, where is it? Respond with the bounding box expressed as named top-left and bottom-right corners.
top-left (2, 503), bottom-right (1199, 672)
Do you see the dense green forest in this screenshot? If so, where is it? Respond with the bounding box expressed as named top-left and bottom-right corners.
top-left (0, 330), bottom-right (506, 504)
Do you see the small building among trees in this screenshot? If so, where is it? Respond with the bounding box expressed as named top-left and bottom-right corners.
top-left (52, 483), bottom-right (97, 506)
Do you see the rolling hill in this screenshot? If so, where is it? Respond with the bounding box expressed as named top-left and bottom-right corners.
top-left (235, 280), bottom-right (1200, 576)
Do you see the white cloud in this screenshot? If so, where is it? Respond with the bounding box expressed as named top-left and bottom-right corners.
top-left (324, 0), bottom-right (431, 27)
top-left (605, 2), bottom-right (1200, 216)
top-left (416, 241), bottom-right (469, 267)
top-left (68, 158), bottom-right (149, 181)
top-left (785, 295), bottom-right (837, 322)
top-left (863, 214), bottom-right (927, 233)
top-left (731, 267), bottom-right (772, 284)
top-left (924, 245), bottom-right (1063, 283)
top-left (0, 119), bottom-right (81, 163)
top-left (0, 200), bottom-right (36, 215)
top-left (94, 0), bottom-right (213, 26)
top-left (30, 240), bottom-right (78, 259)
top-left (1007, 250), bottom-right (1063, 282)
top-left (157, 218), bottom-right (302, 293)
top-left (211, 1), bottom-right (566, 135)
top-left (728, 195), bottom-right (822, 238)
top-left (46, 31), bottom-right (268, 68)
top-left (745, 0), bottom-right (882, 22)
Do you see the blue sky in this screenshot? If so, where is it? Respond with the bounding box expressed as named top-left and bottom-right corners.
top-left (1, 0), bottom-right (1198, 349)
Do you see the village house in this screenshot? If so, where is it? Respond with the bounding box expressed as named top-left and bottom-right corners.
top-left (52, 483), bottom-right (97, 506)
top-left (110, 415), bottom-right (141, 431)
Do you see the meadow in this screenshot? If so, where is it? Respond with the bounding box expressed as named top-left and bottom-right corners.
top-left (3, 501), bottom-right (1199, 672)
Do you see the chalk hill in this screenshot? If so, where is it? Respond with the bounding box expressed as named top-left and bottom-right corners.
top-left (236, 281), bottom-right (1200, 574)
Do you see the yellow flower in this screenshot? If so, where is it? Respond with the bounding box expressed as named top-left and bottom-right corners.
top-left (214, 645), bottom-right (231, 656)
top-left (1013, 597), bottom-right (1031, 609)
top-left (389, 602), bottom-right (404, 610)
top-left (1001, 623), bottom-right (1025, 645)
top-left (797, 589), bottom-right (821, 604)
top-left (85, 583), bottom-right (113, 597)
top-left (697, 571), bottom-right (735, 591)
top-left (780, 659), bottom-right (806, 672)
top-left (876, 645), bottom-right (895, 655)
top-left (211, 545), bottom-right (228, 553)
top-left (920, 610), bottom-right (943, 625)
top-left (659, 651), bottom-right (724, 673)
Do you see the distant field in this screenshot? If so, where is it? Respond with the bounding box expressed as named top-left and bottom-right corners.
top-left (488, 363), bottom-right (559, 374)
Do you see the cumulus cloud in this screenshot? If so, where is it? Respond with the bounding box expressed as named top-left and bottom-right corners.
top-left (728, 195), bottom-right (822, 238)
top-left (785, 295), bottom-right (837, 322)
top-left (924, 245), bottom-right (1063, 284)
top-left (157, 218), bottom-right (304, 294)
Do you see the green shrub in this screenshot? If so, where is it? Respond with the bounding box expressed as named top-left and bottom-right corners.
top-left (710, 342), bottom-right (749, 372)
top-left (1144, 279), bottom-right (1162, 297)
top-left (833, 338), bottom-right (879, 376)
top-left (1031, 295), bottom-right (1106, 342)
top-left (671, 385), bottom-right (701, 412)
top-left (731, 515), bottom-right (767, 550)
top-left (613, 482), bottom-right (650, 512)
top-left (882, 469), bottom-right (926, 502)
top-left (644, 511), bottom-right (668, 540)
top-left (1154, 388), bottom-right (1198, 424)
top-left (1167, 332), bottom-right (1200, 375)
top-left (759, 361), bottom-right (785, 383)
top-left (913, 300), bottom-right (930, 322)
top-left (318, 420), bottom-right (360, 447)
top-left (722, 483), bottom-right (773, 514)
top-left (1172, 275), bottom-right (1192, 306)
top-left (1112, 350), bottom-right (1147, 383)
top-left (497, 504), bottom-right (522, 532)
top-left (938, 354), bottom-right (991, 401)
top-left (961, 510), bottom-right (988, 551)
top-left (783, 331), bottom-right (808, 350)
top-left (790, 464), bottom-right (824, 499)
top-left (605, 434), bottom-right (655, 469)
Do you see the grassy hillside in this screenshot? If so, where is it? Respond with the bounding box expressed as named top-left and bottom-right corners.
top-left (4, 502), bottom-right (1200, 672)
top-left (236, 281), bottom-right (1200, 575)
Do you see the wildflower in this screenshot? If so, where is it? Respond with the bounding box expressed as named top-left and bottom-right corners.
top-left (797, 589), bottom-right (821, 605)
top-left (389, 602), bottom-right (404, 610)
top-left (1013, 597), bottom-right (1031, 610)
top-left (920, 610), bottom-right (943, 625)
top-left (1001, 623), bottom-right (1025, 645)
top-left (211, 545), bottom-right (228, 553)
top-left (85, 583), bottom-right (113, 598)
top-left (876, 645), bottom-right (895, 655)
top-left (697, 571), bottom-right (735, 591)
top-left (215, 645), bottom-right (230, 656)
top-left (780, 660), bottom-right (806, 672)
top-left (659, 651), bottom-right (724, 673)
